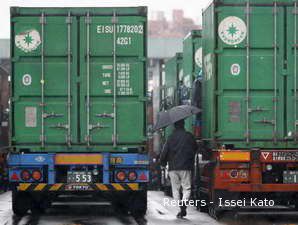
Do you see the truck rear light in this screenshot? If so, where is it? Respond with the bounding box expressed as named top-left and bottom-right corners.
top-left (20, 170), bottom-right (31, 181)
top-left (11, 172), bottom-right (19, 181)
top-left (32, 170), bottom-right (42, 181)
top-left (229, 170), bottom-right (238, 178)
top-left (116, 171), bottom-right (126, 181)
top-left (239, 170), bottom-right (248, 178)
top-left (128, 171), bottom-right (137, 181)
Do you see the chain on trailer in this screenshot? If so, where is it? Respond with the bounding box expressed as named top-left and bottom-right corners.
top-left (112, 10), bottom-right (118, 147)
top-left (40, 12), bottom-right (46, 147)
top-left (294, 1), bottom-right (298, 142)
top-left (245, 1), bottom-right (250, 143)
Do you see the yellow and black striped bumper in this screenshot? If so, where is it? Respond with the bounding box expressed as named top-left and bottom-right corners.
top-left (17, 183), bottom-right (139, 192)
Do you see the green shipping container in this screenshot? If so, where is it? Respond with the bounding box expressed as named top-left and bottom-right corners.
top-left (11, 7), bottom-right (147, 152)
top-left (161, 53), bottom-right (183, 137)
top-left (202, 0), bottom-right (298, 149)
top-left (182, 30), bottom-right (202, 133)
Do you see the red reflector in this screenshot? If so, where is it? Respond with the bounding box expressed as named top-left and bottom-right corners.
top-left (139, 172), bottom-right (147, 181)
top-left (32, 170), bottom-right (42, 181)
top-left (11, 172), bottom-right (19, 181)
top-left (116, 171), bottom-right (126, 181)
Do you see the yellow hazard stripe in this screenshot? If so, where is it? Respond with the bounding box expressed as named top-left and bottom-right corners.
top-left (17, 183), bottom-right (139, 191)
top-left (127, 183), bottom-right (139, 190)
top-left (96, 184), bottom-right (108, 191)
top-left (18, 183), bottom-right (31, 191)
top-left (34, 183), bottom-right (47, 191)
top-left (49, 183), bottom-right (63, 191)
top-left (112, 183), bottom-right (125, 191)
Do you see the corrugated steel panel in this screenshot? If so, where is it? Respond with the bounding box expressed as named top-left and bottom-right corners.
top-left (11, 7), bottom-right (147, 151)
top-left (202, 1), bottom-right (295, 149)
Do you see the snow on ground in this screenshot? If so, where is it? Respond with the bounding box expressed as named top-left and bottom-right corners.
top-left (145, 191), bottom-right (220, 225)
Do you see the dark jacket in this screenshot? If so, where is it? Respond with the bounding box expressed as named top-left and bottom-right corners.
top-left (160, 128), bottom-right (197, 171)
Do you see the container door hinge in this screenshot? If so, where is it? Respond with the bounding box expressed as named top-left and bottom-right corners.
top-left (89, 123), bottom-right (109, 130)
top-left (50, 123), bottom-right (69, 129)
top-left (112, 134), bottom-right (118, 143)
top-left (39, 15), bottom-right (46, 24)
top-left (138, 56), bottom-right (147, 62)
top-left (244, 7), bottom-right (252, 14)
top-left (254, 119), bottom-right (275, 125)
top-left (248, 107), bottom-right (269, 113)
top-left (43, 112), bottom-right (64, 119)
top-left (111, 15), bottom-right (118, 24)
top-left (11, 56), bottom-right (20, 62)
top-left (85, 16), bottom-right (91, 24)
top-left (95, 113), bottom-right (114, 118)
top-left (66, 16), bottom-right (72, 24)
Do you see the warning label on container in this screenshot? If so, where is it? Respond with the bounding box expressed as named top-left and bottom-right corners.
top-left (25, 107), bottom-right (37, 127)
top-left (261, 151), bottom-right (298, 162)
top-left (218, 16), bottom-right (247, 45)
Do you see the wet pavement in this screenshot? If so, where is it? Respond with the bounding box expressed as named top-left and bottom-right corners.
top-left (0, 191), bottom-right (297, 225)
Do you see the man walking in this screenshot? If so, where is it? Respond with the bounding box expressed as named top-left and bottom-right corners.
top-left (160, 119), bottom-right (197, 218)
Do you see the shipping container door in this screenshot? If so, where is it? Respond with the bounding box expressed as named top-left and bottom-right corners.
top-left (80, 15), bottom-right (146, 145)
top-left (217, 6), bottom-right (285, 141)
top-left (12, 16), bottom-right (78, 144)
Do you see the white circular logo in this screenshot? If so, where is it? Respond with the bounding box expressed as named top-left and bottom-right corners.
top-left (22, 74), bottom-right (32, 86)
top-left (230, 64), bottom-right (241, 76)
top-left (195, 47), bottom-right (202, 68)
top-left (15, 29), bottom-right (41, 53)
top-left (218, 16), bottom-right (247, 45)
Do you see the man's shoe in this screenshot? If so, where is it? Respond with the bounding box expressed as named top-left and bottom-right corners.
top-left (181, 206), bottom-right (187, 217)
top-left (176, 212), bottom-right (183, 218)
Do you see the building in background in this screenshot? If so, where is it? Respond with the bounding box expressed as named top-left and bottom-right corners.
top-left (0, 39), bottom-right (10, 148)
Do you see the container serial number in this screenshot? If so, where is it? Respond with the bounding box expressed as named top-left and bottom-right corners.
top-left (96, 25), bottom-right (143, 34)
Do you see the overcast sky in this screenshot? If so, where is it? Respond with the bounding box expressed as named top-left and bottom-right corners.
top-left (0, 0), bottom-right (211, 38)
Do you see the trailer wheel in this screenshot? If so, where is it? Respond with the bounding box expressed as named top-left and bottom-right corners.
top-left (129, 191), bottom-right (147, 217)
top-left (12, 191), bottom-right (31, 216)
top-left (208, 204), bottom-right (223, 220)
top-left (197, 192), bottom-right (208, 213)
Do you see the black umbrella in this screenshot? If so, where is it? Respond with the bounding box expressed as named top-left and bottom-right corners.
top-left (153, 105), bottom-right (201, 131)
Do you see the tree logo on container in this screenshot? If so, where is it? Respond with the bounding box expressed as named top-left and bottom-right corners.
top-left (15, 29), bottom-right (41, 53)
top-left (218, 16), bottom-right (247, 45)
top-left (195, 47), bottom-right (203, 68)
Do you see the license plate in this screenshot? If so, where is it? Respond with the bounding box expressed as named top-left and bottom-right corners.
top-left (283, 171), bottom-right (298, 184)
top-left (67, 171), bottom-right (92, 183)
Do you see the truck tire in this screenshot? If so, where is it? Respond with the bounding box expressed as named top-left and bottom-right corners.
top-left (197, 191), bottom-right (208, 213)
top-left (12, 191), bottom-right (31, 216)
top-left (129, 191), bottom-right (147, 217)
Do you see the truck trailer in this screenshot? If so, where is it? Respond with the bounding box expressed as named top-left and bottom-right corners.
top-left (199, 0), bottom-right (298, 219)
top-left (8, 6), bottom-right (148, 216)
